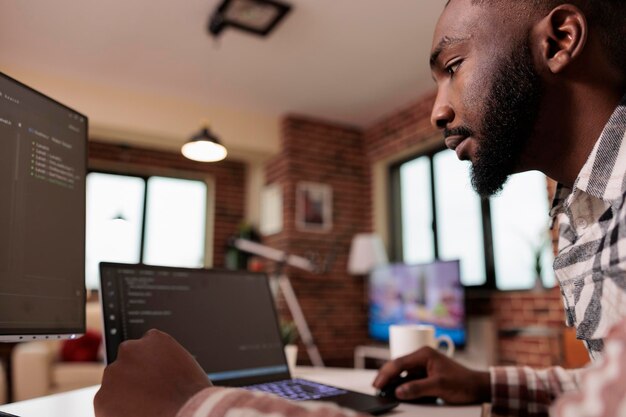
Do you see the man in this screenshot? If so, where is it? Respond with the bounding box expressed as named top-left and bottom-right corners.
top-left (94, 1), bottom-right (626, 416)
top-left (376, 0), bottom-right (626, 415)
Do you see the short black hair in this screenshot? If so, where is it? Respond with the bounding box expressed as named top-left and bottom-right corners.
top-left (446, 0), bottom-right (626, 76)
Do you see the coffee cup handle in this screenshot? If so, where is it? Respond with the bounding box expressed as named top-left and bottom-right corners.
top-left (436, 334), bottom-right (455, 357)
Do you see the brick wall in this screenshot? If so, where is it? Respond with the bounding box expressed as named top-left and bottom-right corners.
top-left (364, 91), bottom-right (437, 162)
top-left (263, 116), bottom-right (371, 367)
top-left (261, 94), bottom-right (454, 367)
top-left (88, 141), bottom-right (246, 268)
top-left (492, 289), bottom-right (566, 367)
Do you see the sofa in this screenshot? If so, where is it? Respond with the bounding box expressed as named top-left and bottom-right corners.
top-left (0, 362), bottom-right (6, 404)
top-left (11, 301), bottom-right (106, 402)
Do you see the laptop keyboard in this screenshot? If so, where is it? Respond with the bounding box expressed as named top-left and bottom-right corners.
top-left (243, 378), bottom-right (347, 401)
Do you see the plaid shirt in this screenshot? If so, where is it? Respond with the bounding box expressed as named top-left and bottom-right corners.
top-left (490, 95), bottom-right (626, 417)
top-left (554, 318), bottom-right (626, 417)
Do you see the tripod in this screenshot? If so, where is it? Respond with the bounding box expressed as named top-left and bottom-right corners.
top-left (232, 238), bottom-right (325, 367)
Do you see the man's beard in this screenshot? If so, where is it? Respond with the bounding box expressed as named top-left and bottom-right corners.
top-left (469, 39), bottom-right (542, 197)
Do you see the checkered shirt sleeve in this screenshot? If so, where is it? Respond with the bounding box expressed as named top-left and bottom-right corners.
top-left (554, 320), bottom-right (626, 417)
top-left (177, 387), bottom-right (364, 417)
top-left (489, 366), bottom-right (584, 417)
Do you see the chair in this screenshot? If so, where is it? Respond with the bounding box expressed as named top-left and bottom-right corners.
top-left (562, 327), bottom-right (591, 368)
top-left (11, 301), bottom-right (105, 401)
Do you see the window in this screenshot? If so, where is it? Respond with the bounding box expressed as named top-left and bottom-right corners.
top-left (391, 148), bottom-right (555, 290)
top-left (85, 172), bottom-right (207, 289)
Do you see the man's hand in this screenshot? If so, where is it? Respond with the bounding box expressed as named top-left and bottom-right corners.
top-left (373, 347), bottom-right (491, 405)
top-left (94, 329), bottom-right (212, 417)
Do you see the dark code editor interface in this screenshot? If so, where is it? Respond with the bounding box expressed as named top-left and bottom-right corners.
top-left (101, 265), bottom-right (286, 379)
top-left (0, 73), bottom-right (86, 334)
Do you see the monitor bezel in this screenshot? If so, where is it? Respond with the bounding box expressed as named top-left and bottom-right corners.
top-left (0, 71), bottom-right (88, 342)
top-left (99, 262), bottom-right (293, 385)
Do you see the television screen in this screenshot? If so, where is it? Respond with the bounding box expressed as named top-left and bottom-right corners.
top-left (368, 260), bottom-right (465, 346)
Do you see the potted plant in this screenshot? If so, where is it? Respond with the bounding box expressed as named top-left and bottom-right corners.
top-left (280, 320), bottom-right (299, 371)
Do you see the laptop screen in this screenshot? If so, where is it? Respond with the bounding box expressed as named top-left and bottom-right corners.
top-left (100, 263), bottom-right (290, 386)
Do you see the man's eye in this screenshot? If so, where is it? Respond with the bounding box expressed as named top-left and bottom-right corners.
top-left (446, 60), bottom-right (462, 77)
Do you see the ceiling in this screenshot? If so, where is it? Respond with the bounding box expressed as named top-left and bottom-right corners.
top-left (0, 0), bottom-right (445, 154)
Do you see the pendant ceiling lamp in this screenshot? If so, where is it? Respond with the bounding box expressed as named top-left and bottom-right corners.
top-left (181, 125), bottom-right (228, 162)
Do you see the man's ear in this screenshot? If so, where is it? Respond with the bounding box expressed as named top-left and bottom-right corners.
top-left (533, 5), bottom-right (588, 74)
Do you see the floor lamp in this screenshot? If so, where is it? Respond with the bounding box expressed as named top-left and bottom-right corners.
top-left (231, 238), bottom-right (325, 367)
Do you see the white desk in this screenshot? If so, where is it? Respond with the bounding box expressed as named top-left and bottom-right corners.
top-left (0, 367), bottom-right (484, 417)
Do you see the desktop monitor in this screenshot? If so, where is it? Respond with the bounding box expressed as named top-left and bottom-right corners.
top-left (368, 260), bottom-right (465, 347)
top-left (0, 72), bottom-right (87, 341)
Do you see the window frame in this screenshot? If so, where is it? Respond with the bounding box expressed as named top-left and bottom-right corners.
top-left (388, 145), bottom-right (498, 291)
top-left (87, 166), bottom-right (214, 268)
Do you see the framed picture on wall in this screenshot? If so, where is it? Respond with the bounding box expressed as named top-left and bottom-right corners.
top-left (295, 182), bottom-right (332, 232)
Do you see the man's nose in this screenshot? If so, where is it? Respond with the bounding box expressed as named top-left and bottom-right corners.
top-left (430, 90), bottom-right (455, 129)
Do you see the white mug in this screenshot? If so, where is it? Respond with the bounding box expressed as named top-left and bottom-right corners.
top-left (389, 324), bottom-right (455, 359)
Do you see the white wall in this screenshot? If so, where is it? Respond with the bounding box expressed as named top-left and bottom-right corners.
top-left (5, 67), bottom-right (279, 226)
top-left (4, 67), bottom-right (281, 158)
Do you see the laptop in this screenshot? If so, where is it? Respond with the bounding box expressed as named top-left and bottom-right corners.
top-left (99, 262), bottom-right (398, 415)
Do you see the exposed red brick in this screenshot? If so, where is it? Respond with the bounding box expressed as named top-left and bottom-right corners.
top-left (263, 115), bottom-right (370, 367)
